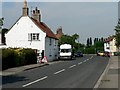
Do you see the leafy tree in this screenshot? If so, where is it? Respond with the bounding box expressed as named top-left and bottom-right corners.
top-left (72, 33), bottom-right (79, 41)
top-left (58, 33), bottom-right (82, 52)
top-left (114, 19), bottom-right (120, 51)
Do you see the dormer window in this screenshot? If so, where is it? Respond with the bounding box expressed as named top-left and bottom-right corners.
top-left (28, 33), bottom-right (40, 41)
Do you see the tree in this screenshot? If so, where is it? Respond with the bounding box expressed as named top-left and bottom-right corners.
top-left (58, 33), bottom-right (82, 52)
top-left (87, 38), bottom-right (90, 47)
top-left (114, 19), bottom-right (120, 51)
top-left (101, 37), bottom-right (104, 42)
top-left (72, 33), bottom-right (79, 41)
top-left (58, 33), bottom-right (79, 47)
top-left (89, 37), bottom-right (92, 46)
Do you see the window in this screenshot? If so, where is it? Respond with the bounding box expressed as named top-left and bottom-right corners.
top-left (61, 49), bottom-right (71, 53)
top-left (28, 33), bottom-right (40, 41)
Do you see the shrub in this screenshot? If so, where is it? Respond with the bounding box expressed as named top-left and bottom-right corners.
top-left (2, 49), bottom-right (16, 70)
top-left (2, 48), bottom-right (37, 70)
top-left (22, 49), bottom-right (37, 65)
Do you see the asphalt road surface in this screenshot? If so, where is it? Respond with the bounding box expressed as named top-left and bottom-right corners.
top-left (2, 55), bottom-right (109, 88)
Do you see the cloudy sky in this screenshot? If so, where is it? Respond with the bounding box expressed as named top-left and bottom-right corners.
top-left (2, 0), bottom-right (118, 44)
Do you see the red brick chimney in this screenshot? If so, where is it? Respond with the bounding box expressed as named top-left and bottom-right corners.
top-left (32, 7), bottom-right (41, 22)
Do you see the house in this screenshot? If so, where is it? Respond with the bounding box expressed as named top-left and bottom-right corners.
top-left (104, 36), bottom-right (118, 55)
top-left (5, 0), bottom-right (59, 61)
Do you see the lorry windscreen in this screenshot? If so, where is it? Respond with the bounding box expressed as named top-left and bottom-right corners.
top-left (61, 49), bottom-right (71, 53)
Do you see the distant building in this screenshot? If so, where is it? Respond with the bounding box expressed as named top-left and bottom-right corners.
top-left (104, 36), bottom-right (118, 55)
top-left (55, 26), bottom-right (64, 39)
top-left (5, 0), bottom-right (59, 61)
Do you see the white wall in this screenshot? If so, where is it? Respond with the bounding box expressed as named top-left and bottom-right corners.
top-left (104, 38), bottom-right (117, 55)
top-left (45, 37), bottom-right (58, 61)
top-left (104, 42), bottom-right (110, 52)
top-left (109, 38), bottom-right (117, 55)
top-left (5, 16), bottom-right (46, 52)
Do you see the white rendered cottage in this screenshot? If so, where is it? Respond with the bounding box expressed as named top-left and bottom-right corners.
top-left (5, 0), bottom-right (59, 61)
top-left (104, 36), bottom-right (118, 55)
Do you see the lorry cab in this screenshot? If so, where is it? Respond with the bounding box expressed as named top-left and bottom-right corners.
top-left (59, 44), bottom-right (73, 59)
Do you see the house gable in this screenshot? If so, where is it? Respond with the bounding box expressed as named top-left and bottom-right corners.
top-left (6, 16), bottom-right (46, 39)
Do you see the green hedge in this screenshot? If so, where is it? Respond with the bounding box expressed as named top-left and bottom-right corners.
top-left (2, 48), bottom-right (37, 70)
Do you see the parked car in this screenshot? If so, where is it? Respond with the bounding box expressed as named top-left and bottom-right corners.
top-left (114, 52), bottom-right (120, 56)
top-left (104, 52), bottom-right (110, 57)
top-left (97, 51), bottom-right (104, 56)
top-left (97, 51), bottom-right (110, 57)
top-left (74, 51), bottom-right (83, 57)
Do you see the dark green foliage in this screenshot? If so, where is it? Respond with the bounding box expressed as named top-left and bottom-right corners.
top-left (2, 49), bottom-right (16, 70)
top-left (86, 37), bottom-right (92, 47)
top-left (84, 47), bottom-right (95, 54)
top-left (58, 33), bottom-right (82, 52)
top-left (22, 49), bottom-right (37, 64)
top-left (114, 19), bottom-right (120, 50)
top-left (2, 48), bottom-right (37, 70)
top-left (87, 38), bottom-right (90, 47)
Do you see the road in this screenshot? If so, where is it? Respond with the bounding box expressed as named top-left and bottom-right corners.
top-left (2, 55), bottom-right (109, 88)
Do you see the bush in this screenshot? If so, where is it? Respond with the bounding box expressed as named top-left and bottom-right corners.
top-left (2, 48), bottom-right (37, 70)
top-left (22, 49), bottom-right (37, 65)
top-left (2, 49), bottom-right (16, 70)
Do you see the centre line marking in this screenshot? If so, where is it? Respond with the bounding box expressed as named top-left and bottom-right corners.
top-left (83, 60), bottom-right (86, 62)
top-left (69, 65), bottom-right (76, 68)
top-left (78, 62), bottom-right (82, 65)
top-left (54, 69), bottom-right (65, 75)
top-left (22, 76), bottom-right (48, 87)
top-left (86, 59), bottom-right (89, 61)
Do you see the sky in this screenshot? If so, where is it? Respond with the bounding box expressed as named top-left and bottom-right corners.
top-left (1, 0), bottom-right (118, 44)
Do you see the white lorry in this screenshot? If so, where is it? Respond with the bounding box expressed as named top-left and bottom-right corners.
top-left (59, 44), bottom-right (73, 59)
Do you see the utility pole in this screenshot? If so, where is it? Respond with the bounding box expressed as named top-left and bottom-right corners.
top-left (0, 17), bottom-right (4, 45)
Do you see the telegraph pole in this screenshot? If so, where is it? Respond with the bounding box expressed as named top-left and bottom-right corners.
top-left (0, 17), bottom-right (4, 45)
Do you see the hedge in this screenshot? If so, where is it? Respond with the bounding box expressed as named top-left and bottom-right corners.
top-left (2, 48), bottom-right (37, 70)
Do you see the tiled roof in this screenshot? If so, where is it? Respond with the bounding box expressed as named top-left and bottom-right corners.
top-left (104, 36), bottom-right (115, 43)
top-left (31, 18), bottom-right (58, 40)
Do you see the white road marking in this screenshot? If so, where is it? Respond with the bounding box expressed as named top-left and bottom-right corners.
top-left (22, 76), bottom-right (48, 87)
top-left (69, 65), bottom-right (76, 68)
top-left (87, 59), bottom-right (89, 61)
top-left (78, 62), bottom-right (82, 65)
top-left (54, 69), bottom-right (65, 75)
top-left (83, 60), bottom-right (86, 63)
top-left (90, 56), bottom-right (93, 59)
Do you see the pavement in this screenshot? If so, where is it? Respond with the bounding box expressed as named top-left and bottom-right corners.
top-left (0, 60), bottom-right (61, 76)
top-left (94, 56), bottom-right (120, 89)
